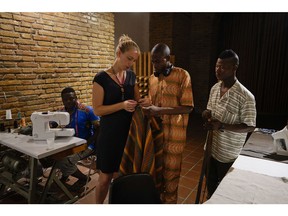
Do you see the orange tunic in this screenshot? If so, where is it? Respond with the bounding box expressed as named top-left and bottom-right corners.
top-left (149, 66), bottom-right (194, 203)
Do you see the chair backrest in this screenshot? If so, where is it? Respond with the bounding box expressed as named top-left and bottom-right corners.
top-left (109, 173), bottom-right (162, 204)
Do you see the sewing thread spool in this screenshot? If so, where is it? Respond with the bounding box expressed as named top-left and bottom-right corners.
top-left (6, 110), bottom-right (12, 120)
top-left (20, 118), bottom-right (26, 127)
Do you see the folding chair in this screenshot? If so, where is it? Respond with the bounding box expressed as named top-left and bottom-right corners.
top-left (109, 173), bottom-right (161, 204)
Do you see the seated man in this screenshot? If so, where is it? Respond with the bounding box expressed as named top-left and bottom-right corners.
top-left (54, 87), bottom-right (100, 191)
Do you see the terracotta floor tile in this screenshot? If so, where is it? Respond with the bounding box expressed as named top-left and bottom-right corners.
top-left (177, 196), bottom-right (185, 204)
top-left (181, 161), bottom-right (194, 170)
top-left (179, 176), bottom-right (199, 190)
top-left (180, 167), bottom-right (190, 176)
top-left (192, 163), bottom-right (204, 172)
top-left (191, 151), bottom-right (205, 159)
top-left (183, 190), bottom-right (197, 204)
top-left (184, 169), bottom-right (201, 180)
top-left (178, 185), bottom-right (193, 199)
top-left (183, 155), bottom-right (201, 164)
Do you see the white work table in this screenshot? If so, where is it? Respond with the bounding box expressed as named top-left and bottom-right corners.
top-left (0, 132), bottom-right (86, 204)
top-left (0, 132), bottom-right (86, 159)
top-left (205, 131), bottom-right (288, 204)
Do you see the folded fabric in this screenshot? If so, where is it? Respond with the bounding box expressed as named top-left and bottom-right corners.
top-left (119, 107), bottom-right (164, 191)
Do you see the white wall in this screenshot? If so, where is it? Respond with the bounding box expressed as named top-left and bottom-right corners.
top-left (114, 13), bottom-right (150, 52)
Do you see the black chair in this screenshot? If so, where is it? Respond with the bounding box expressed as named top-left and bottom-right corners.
top-left (109, 173), bottom-right (162, 204)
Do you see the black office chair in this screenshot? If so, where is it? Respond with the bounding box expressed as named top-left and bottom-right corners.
top-left (109, 173), bottom-right (162, 204)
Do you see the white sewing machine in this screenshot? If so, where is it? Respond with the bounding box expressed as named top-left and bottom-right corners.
top-left (272, 125), bottom-right (288, 156)
top-left (31, 111), bottom-right (75, 140)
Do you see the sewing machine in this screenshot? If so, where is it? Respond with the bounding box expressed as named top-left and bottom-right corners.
top-left (31, 111), bottom-right (75, 140)
top-left (272, 125), bottom-right (288, 156)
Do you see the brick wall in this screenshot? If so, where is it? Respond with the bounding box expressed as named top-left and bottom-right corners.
top-left (0, 12), bottom-right (114, 122)
top-left (149, 13), bottom-right (173, 51)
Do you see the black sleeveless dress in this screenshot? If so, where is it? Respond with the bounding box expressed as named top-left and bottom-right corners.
top-left (93, 70), bottom-right (136, 173)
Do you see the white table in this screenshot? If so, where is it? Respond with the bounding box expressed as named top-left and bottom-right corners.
top-left (205, 131), bottom-right (288, 204)
top-left (0, 132), bottom-right (86, 203)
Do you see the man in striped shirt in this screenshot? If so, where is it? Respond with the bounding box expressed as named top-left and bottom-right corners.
top-left (202, 49), bottom-right (256, 199)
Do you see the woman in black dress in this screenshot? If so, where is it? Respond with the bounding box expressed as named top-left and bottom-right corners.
top-left (92, 35), bottom-right (141, 204)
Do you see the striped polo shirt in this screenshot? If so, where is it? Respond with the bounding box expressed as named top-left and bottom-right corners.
top-left (207, 80), bottom-right (256, 163)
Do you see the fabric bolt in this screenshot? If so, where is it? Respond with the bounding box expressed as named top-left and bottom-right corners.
top-left (207, 80), bottom-right (257, 163)
top-left (119, 107), bottom-right (164, 191)
top-left (93, 70), bottom-right (136, 173)
top-left (149, 66), bottom-right (194, 203)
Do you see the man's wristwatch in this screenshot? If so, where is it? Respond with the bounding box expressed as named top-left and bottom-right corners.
top-left (219, 123), bottom-right (225, 132)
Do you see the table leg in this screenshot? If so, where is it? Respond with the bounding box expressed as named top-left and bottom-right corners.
top-left (40, 162), bottom-right (78, 203)
top-left (28, 158), bottom-right (38, 204)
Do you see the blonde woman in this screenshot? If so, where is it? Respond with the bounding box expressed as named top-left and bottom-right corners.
top-left (92, 35), bottom-right (141, 204)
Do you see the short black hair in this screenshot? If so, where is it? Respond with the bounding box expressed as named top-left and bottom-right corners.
top-left (151, 43), bottom-right (171, 57)
top-left (61, 87), bottom-right (76, 97)
top-left (218, 49), bottom-right (239, 66)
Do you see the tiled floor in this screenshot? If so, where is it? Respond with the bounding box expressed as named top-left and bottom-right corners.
top-left (177, 112), bottom-right (207, 204)
top-left (0, 112), bottom-right (208, 204)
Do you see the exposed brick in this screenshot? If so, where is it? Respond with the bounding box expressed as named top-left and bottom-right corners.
top-left (37, 41), bottom-right (53, 46)
top-left (0, 13), bottom-right (13, 19)
top-left (0, 12), bottom-right (114, 120)
top-left (22, 56), bottom-right (34, 61)
top-left (14, 26), bottom-right (35, 34)
top-left (33, 35), bottom-right (53, 41)
top-left (34, 57), bottom-right (53, 62)
top-left (0, 68), bottom-right (22, 74)
top-left (17, 85), bottom-right (39, 90)
top-left (16, 74), bottom-right (37, 80)
top-left (15, 50), bottom-right (37, 56)
top-left (31, 46), bottom-right (50, 52)
top-left (13, 14), bottom-right (36, 23)
top-left (0, 80), bottom-right (21, 85)
top-left (0, 24), bottom-right (14, 31)
top-left (38, 30), bottom-right (55, 37)
top-left (20, 12), bottom-right (40, 19)
top-left (15, 38), bottom-right (36, 45)
top-left (1, 62), bottom-right (17, 67)
top-left (1, 37), bottom-right (15, 43)
top-left (0, 55), bottom-right (22, 61)
top-left (0, 30), bottom-right (20, 38)
top-left (0, 18), bottom-right (20, 26)
top-left (17, 62), bottom-right (38, 68)
top-left (3, 74), bottom-right (16, 80)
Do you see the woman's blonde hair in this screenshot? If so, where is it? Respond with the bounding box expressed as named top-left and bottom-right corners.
top-left (115, 34), bottom-right (140, 56)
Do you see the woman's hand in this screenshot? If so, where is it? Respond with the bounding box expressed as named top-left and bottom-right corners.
top-left (123, 100), bottom-right (138, 112)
